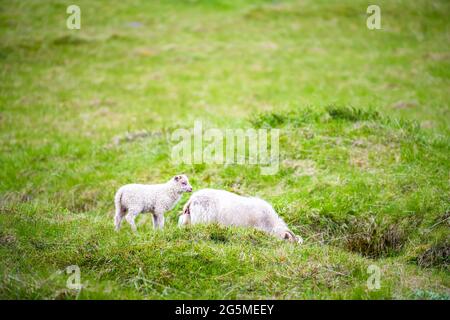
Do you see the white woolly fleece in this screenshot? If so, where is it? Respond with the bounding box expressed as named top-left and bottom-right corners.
top-left (179, 188), bottom-right (303, 243)
top-left (114, 174), bottom-right (192, 231)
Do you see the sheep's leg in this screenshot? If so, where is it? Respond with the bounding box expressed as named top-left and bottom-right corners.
top-left (125, 208), bottom-right (140, 232)
top-left (151, 214), bottom-right (158, 229)
top-left (152, 213), bottom-right (165, 229)
top-left (158, 215), bottom-right (165, 229)
top-left (114, 206), bottom-right (126, 231)
top-left (114, 213), bottom-right (123, 231)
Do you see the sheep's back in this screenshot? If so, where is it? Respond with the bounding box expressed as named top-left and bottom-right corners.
top-left (119, 184), bottom-right (160, 209)
top-left (189, 189), bottom-right (281, 232)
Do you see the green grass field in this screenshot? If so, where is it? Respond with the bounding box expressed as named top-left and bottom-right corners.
top-left (0, 0), bottom-right (449, 299)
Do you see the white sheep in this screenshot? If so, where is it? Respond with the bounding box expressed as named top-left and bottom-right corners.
top-left (178, 188), bottom-right (303, 243)
top-left (114, 175), bottom-right (192, 232)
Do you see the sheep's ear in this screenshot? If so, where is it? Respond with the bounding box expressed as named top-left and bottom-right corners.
top-left (283, 231), bottom-right (297, 243)
top-left (174, 175), bottom-right (180, 181)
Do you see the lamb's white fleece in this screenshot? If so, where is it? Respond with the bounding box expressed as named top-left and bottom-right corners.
top-left (115, 175), bottom-right (192, 231)
top-left (179, 188), bottom-right (302, 243)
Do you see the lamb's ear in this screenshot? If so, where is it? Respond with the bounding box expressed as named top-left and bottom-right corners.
top-left (283, 231), bottom-right (297, 243)
top-left (174, 175), bottom-right (180, 181)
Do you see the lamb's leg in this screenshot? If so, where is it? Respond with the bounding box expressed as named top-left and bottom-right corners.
top-left (114, 213), bottom-right (123, 231)
top-left (151, 214), bottom-right (158, 229)
top-left (114, 206), bottom-right (125, 231)
top-left (152, 213), bottom-right (165, 229)
top-left (158, 215), bottom-right (165, 229)
top-left (125, 208), bottom-right (140, 232)
top-left (114, 191), bottom-right (125, 231)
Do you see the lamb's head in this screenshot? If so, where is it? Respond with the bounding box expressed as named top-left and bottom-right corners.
top-left (274, 226), bottom-right (303, 244)
top-left (283, 230), bottom-right (304, 244)
top-left (171, 174), bottom-right (193, 193)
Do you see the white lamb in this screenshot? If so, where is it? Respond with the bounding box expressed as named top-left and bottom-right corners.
top-left (114, 175), bottom-right (192, 232)
top-left (178, 188), bottom-right (303, 243)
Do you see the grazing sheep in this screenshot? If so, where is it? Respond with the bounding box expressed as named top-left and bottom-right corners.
top-left (114, 175), bottom-right (192, 232)
top-left (178, 188), bottom-right (303, 243)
